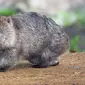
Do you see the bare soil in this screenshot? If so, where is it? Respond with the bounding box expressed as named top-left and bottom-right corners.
top-left (0, 53), bottom-right (85, 85)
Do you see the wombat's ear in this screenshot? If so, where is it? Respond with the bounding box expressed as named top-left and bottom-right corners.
top-left (7, 17), bottom-right (11, 23)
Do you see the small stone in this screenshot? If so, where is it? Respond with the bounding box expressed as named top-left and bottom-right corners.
top-left (72, 66), bottom-right (80, 69)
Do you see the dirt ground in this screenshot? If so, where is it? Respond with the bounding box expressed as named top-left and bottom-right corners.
top-left (0, 52), bottom-right (85, 85)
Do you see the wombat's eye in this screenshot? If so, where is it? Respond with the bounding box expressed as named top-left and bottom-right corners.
top-left (7, 19), bottom-right (10, 23)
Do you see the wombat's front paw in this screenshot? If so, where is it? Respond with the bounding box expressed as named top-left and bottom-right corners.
top-left (0, 65), bottom-right (11, 72)
top-left (50, 60), bottom-right (59, 66)
top-left (50, 61), bottom-right (59, 66)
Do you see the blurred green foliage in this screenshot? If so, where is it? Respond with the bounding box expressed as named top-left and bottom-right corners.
top-left (76, 11), bottom-right (85, 27)
top-left (70, 35), bottom-right (80, 52)
top-left (52, 11), bottom-right (76, 27)
top-left (52, 10), bottom-right (85, 27)
top-left (52, 10), bottom-right (85, 52)
top-left (52, 11), bottom-right (77, 27)
top-left (0, 8), bottom-right (16, 16)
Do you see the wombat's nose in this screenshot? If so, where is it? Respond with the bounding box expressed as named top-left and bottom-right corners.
top-left (0, 66), bottom-right (10, 72)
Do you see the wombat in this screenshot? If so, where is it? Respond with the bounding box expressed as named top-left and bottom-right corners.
top-left (0, 12), bottom-right (69, 72)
